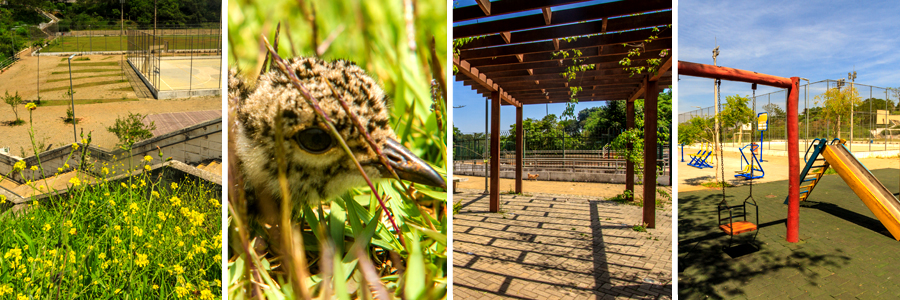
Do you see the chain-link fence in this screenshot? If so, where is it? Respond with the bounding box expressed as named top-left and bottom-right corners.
top-left (125, 24), bottom-right (222, 98)
top-left (41, 23), bottom-right (220, 54)
top-left (678, 80), bottom-right (900, 152)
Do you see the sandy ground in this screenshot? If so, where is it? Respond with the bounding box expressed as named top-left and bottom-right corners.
top-left (0, 54), bottom-right (136, 101)
top-left (0, 97), bottom-right (220, 155)
top-left (0, 54), bottom-right (220, 155)
top-left (677, 147), bottom-right (900, 192)
top-left (453, 174), bottom-right (671, 200)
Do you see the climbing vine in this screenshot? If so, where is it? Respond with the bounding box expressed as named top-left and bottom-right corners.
top-left (619, 25), bottom-right (671, 77)
top-left (452, 35), bottom-right (486, 74)
top-left (552, 44), bottom-right (596, 119)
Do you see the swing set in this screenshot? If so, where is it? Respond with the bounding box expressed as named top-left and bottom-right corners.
top-left (680, 60), bottom-right (804, 246)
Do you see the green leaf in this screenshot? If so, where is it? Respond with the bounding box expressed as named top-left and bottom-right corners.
top-left (404, 228), bottom-right (426, 300)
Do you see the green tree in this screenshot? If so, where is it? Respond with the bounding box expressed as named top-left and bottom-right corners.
top-left (3, 91), bottom-right (23, 124)
top-left (720, 94), bottom-right (753, 144)
top-left (815, 86), bottom-right (861, 138)
top-left (107, 112), bottom-right (157, 149)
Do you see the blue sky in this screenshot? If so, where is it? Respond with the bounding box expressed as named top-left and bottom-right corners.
top-left (452, 0), bottom-right (656, 133)
top-left (678, 1), bottom-right (900, 114)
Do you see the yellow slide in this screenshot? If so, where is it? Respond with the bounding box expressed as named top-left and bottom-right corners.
top-left (822, 144), bottom-right (900, 240)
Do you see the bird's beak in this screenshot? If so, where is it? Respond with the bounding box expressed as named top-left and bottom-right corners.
top-left (380, 139), bottom-right (446, 189)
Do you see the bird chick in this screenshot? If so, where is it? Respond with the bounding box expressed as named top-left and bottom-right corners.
top-left (230, 57), bottom-right (445, 214)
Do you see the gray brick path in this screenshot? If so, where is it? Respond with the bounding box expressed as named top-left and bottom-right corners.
top-left (453, 190), bottom-right (673, 299)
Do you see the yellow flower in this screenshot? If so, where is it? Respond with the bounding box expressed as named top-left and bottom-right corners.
top-left (208, 198), bottom-right (220, 208)
top-left (133, 227), bottom-right (143, 237)
top-left (68, 177), bottom-right (80, 187)
top-left (151, 191), bottom-right (160, 199)
top-left (102, 167), bottom-right (109, 175)
top-left (98, 252), bottom-right (106, 260)
top-left (129, 203), bottom-right (138, 211)
top-left (12, 161), bottom-right (25, 173)
top-left (114, 225), bottom-right (121, 231)
top-left (144, 165), bottom-right (151, 172)
top-left (170, 196), bottom-right (181, 207)
top-left (157, 211), bottom-right (166, 221)
top-left (42, 224), bottom-right (51, 232)
top-left (171, 182), bottom-right (178, 190)
top-left (72, 143), bottom-right (79, 150)
top-left (25, 103), bottom-right (36, 110)
top-left (175, 286), bottom-right (188, 297)
top-left (69, 228), bottom-right (76, 235)
top-left (200, 290), bottom-right (215, 300)
top-left (135, 253), bottom-right (148, 267)
top-left (120, 182), bottom-right (127, 188)
top-left (151, 285), bottom-right (158, 290)
top-left (81, 138), bottom-right (87, 144)
top-left (64, 163), bottom-right (69, 169)
top-left (17, 293), bottom-right (26, 300)
top-left (29, 165), bottom-right (37, 171)
top-left (173, 264), bottom-right (184, 275)
top-left (0, 195), bottom-right (6, 204)
top-left (143, 155), bottom-right (152, 162)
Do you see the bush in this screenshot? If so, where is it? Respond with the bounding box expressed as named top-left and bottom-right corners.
top-left (107, 113), bottom-right (157, 149)
top-left (2, 91), bottom-right (23, 125)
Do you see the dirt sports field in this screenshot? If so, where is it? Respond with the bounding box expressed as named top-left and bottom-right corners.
top-left (0, 54), bottom-right (220, 155)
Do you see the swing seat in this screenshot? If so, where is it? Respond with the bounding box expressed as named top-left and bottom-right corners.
top-left (719, 221), bottom-right (757, 235)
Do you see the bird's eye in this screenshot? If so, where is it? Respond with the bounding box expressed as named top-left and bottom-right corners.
top-left (295, 128), bottom-right (333, 154)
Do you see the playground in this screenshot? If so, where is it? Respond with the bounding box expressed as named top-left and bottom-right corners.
top-left (679, 169), bottom-right (900, 298)
top-left (677, 59), bottom-right (900, 299)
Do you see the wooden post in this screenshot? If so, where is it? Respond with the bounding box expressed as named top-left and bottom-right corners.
top-left (626, 99), bottom-right (635, 202)
top-left (515, 105), bottom-right (523, 194)
top-left (490, 91), bottom-right (501, 212)
top-left (643, 76), bottom-right (658, 228)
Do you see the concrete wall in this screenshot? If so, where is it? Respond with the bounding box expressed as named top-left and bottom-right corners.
top-left (454, 162), bottom-right (672, 186)
top-left (0, 118), bottom-right (222, 184)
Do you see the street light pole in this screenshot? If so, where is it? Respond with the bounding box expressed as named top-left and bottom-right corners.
top-left (68, 54), bottom-right (77, 142)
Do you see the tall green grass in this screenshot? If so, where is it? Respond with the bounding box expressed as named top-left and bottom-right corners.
top-left (228, 0), bottom-right (447, 299)
top-left (0, 105), bottom-right (222, 299)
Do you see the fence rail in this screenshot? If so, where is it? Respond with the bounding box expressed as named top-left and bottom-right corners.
top-left (679, 79), bottom-right (900, 151)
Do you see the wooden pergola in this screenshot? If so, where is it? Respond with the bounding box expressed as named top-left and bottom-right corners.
top-left (453, 0), bottom-right (672, 228)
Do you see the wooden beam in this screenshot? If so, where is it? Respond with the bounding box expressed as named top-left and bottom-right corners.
top-left (628, 84), bottom-right (645, 102)
top-left (476, 0), bottom-right (491, 16)
top-left (541, 7), bottom-right (552, 25)
top-left (454, 0), bottom-right (670, 38)
top-left (454, 56), bottom-right (521, 107)
top-left (650, 55), bottom-right (672, 82)
top-left (454, 0), bottom-right (593, 22)
top-left (458, 29), bottom-right (671, 60)
top-left (500, 31), bottom-right (511, 44)
top-left (472, 49), bottom-right (667, 73)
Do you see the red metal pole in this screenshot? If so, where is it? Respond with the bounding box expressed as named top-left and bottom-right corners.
top-left (786, 77), bottom-right (800, 243)
top-left (515, 105), bottom-right (523, 194)
top-left (679, 61), bottom-right (793, 89)
top-left (490, 91), bottom-right (501, 212)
